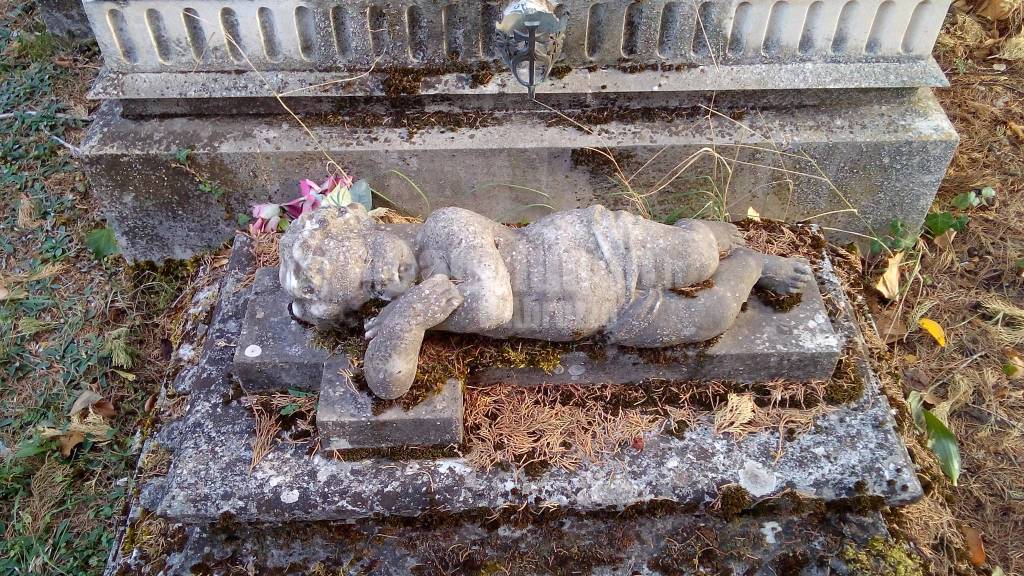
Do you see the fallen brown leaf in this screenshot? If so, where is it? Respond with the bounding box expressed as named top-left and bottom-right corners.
top-left (962, 525), bottom-right (987, 566)
top-left (58, 431), bottom-right (85, 457)
top-left (869, 298), bottom-right (909, 343)
top-left (875, 252), bottom-right (905, 300)
top-left (69, 391), bottom-right (102, 416)
top-left (977, 0), bottom-right (1016, 20)
top-left (1003, 348), bottom-right (1024, 379)
top-left (1008, 121), bottom-right (1024, 142)
top-left (91, 399), bottom-right (118, 419)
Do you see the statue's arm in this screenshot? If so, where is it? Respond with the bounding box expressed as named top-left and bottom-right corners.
top-left (363, 275), bottom-right (463, 399)
top-left (420, 208), bottom-right (514, 333)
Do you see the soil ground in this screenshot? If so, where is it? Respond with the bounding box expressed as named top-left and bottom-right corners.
top-left (0, 0), bottom-right (1022, 574)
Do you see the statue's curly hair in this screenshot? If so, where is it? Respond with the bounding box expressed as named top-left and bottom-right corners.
top-left (278, 203), bottom-right (375, 323)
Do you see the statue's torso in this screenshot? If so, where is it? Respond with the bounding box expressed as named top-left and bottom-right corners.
top-left (417, 205), bottom-right (718, 341)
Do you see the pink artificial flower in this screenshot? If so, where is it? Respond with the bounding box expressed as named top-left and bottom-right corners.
top-left (249, 173), bottom-right (357, 235)
top-left (249, 203), bottom-right (282, 236)
top-left (282, 196), bottom-right (310, 220)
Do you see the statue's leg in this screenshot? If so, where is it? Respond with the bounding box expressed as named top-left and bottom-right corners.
top-left (608, 248), bottom-right (764, 347)
top-left (674, 219), bottom-right (745, 255)
top-left (756, 253), bottom-right (813, 294)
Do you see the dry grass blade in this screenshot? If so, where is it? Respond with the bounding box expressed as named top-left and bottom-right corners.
top-left (249, 402), bottom-right (281, 470)
top-left (713, 393), bottom-right (756, 436)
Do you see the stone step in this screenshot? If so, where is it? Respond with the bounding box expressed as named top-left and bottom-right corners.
top-left (82, 89), bottom-right (956, 262)
top-left (109, 508), bottom-right (902, 575)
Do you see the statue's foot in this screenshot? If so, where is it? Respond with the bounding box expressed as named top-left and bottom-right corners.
top-left (678, 220), bottom-right (746, 254)
top-left (756, 255), bottom-right (813, 295)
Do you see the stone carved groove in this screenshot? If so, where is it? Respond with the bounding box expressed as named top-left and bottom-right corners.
top-left (88, 0), bottom-right (949, 72)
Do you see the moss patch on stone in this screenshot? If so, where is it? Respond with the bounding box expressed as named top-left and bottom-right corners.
top-left (717, 484), bottom-right (753, 520)
top-left (381, 62), bottom-right (498, 97)
top-left (753, 285), bottom-right (803, 312)
top-left (841, 536), bottom-right (924, 576)
top-left (330, 444), bottom-right (463, 463)
top-left (825, 353), bottom-right (866, 405)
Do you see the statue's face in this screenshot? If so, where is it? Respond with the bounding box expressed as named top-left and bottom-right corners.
top-left (279, 204), bottom-right (417, 326)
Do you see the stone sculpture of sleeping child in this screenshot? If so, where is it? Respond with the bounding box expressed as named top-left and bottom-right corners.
top-left (279, 204), bottom-right (812, 400)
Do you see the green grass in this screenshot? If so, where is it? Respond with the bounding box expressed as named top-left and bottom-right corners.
top-left (0, 5), bottom-right (186, 574)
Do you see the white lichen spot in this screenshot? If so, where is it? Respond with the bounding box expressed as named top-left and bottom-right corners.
top-left (244, 344), bottom-right (262, 358)
top-left (739, 460), bottom-right (777, 497)
top-left (568, 364), bottom-right (586, 377)
top-left (280, 488), bottom-right (300, 504)
top-left (760, 521), bottom-right (782, 544)
top-left (176, 343), bottom-right (196, 362)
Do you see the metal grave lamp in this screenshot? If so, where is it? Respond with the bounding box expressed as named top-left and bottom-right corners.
top-left (494, 0), bottom-right (567, 97)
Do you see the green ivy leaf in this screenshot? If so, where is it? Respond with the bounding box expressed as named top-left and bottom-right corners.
top-left (907, 391), bottom-right (926, 432)
top-left (236, 213), bottom-right (252, 227)
top-left (280, 403), bottom-right (300, 417)
top-left (979, 186), bottom-right (996, 202)
top-left (173, 148), bottom-right (192, 165)
top-left (952, 191), bottom-right (975, 210)
top-left (287, 388), bottom-right (310, 398)
top-left (923, 409), bottom-right (961, 486)
top-left (85, 227), bottom-right (120, 260)
top-left (923, 212), bottom-right (969, 236)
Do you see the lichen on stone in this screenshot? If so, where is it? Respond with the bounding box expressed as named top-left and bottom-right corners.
top-left (841, 536), bottom-right (924, 576)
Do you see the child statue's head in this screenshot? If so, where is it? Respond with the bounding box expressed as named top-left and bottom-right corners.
top-left (279, 203), bottom-right (417, 325)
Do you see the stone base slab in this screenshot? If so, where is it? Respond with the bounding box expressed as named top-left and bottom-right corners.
top-left (232, 268), bottom-right (328, 392)
top-left (81, 89), bottom-right (957, 262)
top-left (319, 365), bottom-right (464, 450)
top-left (233, 265), bottom-right (840, 394)
top-left (138, 237), bottom-right (922, 525)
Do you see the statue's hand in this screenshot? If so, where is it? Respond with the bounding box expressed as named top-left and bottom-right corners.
top-left (364, 274), bottom-right (463, 339)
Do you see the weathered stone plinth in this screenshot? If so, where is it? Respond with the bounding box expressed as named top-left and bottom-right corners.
top-left (108, 234), bottom-right (925, 574)
top-left (319, 364), bottom-right (463, 450)
top-left (235, 261), bottom-right (841, 395)
top-left (39, 0), bottom-right (92, 40)
top-left (83, 88), bottom-right (956, 262)
top-left (134, 236), bottom-right (921, 527)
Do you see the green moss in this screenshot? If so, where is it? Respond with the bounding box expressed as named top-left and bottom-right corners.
top-left (381, 62), bottom-right (497, 97)
top-left (841, 537), bottom-right (923, 576)
top-left (717, 484), bottom-right (752, 520)
top-left (665, 419), bottom-right (689, 439)
top-left (14, 31), bottom-right (57, 62)
top-left (753, 286), bottom-right (803, 312)
top-left (331, 444), bottom-right (463, 462)
top-left (548, 64), bottom-right (573, 79)
top-left (825, 356), bottom-right (865, 405)
top-left (773, 550), bottom-right (810, 576)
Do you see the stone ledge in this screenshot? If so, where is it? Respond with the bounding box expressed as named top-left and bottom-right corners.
top-left (81, 90), bottom-right (957, 262)
top-left (87, 60), bottom-right (950, 101)
top-left (120, 509), bottom-right (897, 575)
top-left (319, 363), bottom-right (464, 450)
